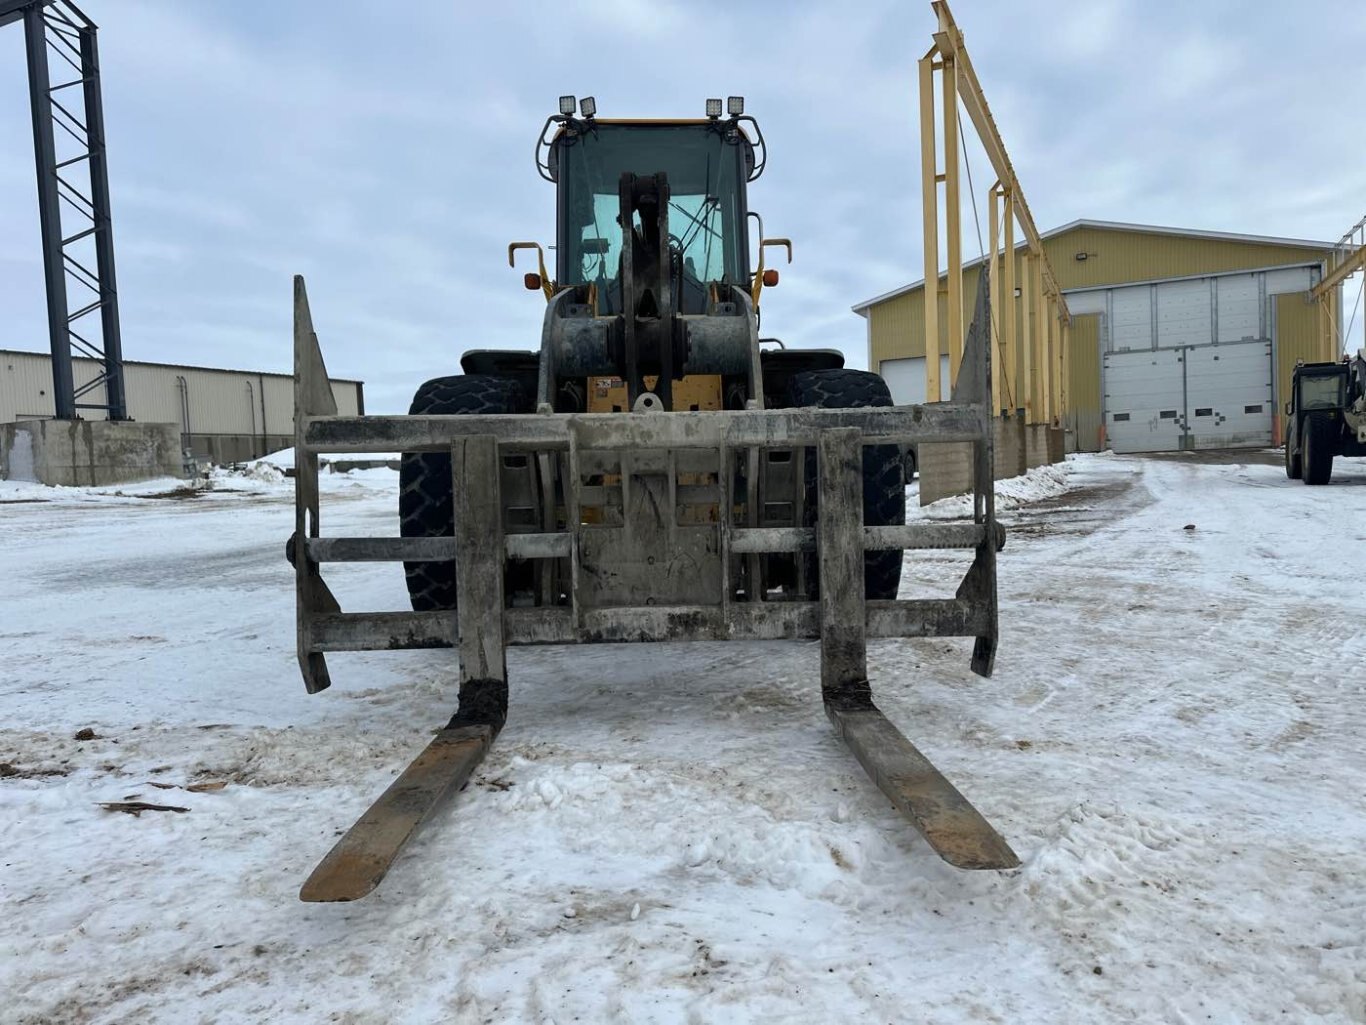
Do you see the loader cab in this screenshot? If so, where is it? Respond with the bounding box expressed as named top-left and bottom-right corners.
top-left (546, 118), bottom-right (758, 314)
top-left (1288, 363), bottom-right (1347, 416)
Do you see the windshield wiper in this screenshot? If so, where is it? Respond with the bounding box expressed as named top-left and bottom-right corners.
top-left (672, 196), bottom-right (721, 253)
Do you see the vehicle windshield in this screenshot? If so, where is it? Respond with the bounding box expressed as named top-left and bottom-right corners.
top-left (1298, 372), bottom-right (1343, 410)
top-left (558, 124), bottom-right (746, 297)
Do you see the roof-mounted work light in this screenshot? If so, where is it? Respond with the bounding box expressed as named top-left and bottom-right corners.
top-left (559, 95), bottom-right (577, 116)
top-left (727, 96), bottom-right (744, 116)
top-left (705, 98), bottom-right (722, 119)
top-left (579, 96), bottom-right (596, 119)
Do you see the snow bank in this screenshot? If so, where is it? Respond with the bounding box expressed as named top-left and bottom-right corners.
top-left (0, 475), bottom-right (203, 503)
top-left (255, 445), bottom-right (297, 469)
top-left (913, 459), bottom-right (1075, 520)
top-left (237, 460), bottom-right (286, 484)
top-left (253, 447), bottom-right (401, 472)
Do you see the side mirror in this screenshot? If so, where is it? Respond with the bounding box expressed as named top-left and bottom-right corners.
top-left (751, 237), bottom-right (793, 305)
top-left (508, 242), bottom-right (553, 301)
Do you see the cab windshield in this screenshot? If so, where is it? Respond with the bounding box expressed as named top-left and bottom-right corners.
top-left (558, 124), bottom-right (747, 297)
top-left (1298, 372), bottom-right (1344, 411)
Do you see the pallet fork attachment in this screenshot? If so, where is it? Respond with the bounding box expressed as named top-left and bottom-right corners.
top-left (291, 272), bottom-right (1017, 901)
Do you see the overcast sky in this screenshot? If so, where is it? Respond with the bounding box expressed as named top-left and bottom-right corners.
top-left (2, 0), bottom-right (1364, 413)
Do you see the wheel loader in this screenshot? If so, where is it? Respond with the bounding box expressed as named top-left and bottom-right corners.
top-left (288, 96), bottom-right (1017, 901)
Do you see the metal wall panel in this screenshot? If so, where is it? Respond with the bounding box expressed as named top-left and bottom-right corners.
top-left (262, 374), bottom-right (295, 435)
top-left (0, 350), bottom-right (360, 435)
top-left (1109, 287), bottom-right (1152, 352)
top-left (0, 351), bottom-right (56, 420)
top-left (1155, 278), bottom-right (1212, 349)
top-left (1216, 274), bottom-right (1259, 342)
top-left (1273, 293), bottom-right (1320, 441)
top-left (1264, 266), bottom-right (1315, 295)
top-left (1043, 226), bottom-right (1328, 292)
top-left (1184, 341), bottom-right (1272, 448)
top-left (1064, 291), bottom-right (1106, 316)
top-left (1067, 314), bottom-right (1103, 452)
top-left (868, 264), bottom-right (999, 367)
top-left (1103, 348), bottom-right (1186, 452)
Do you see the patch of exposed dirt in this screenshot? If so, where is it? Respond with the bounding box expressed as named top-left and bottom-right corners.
top-left (1005, 477), bottom-right (1150, 541)
top-left (130, 486), bottom-right (209, 500)
top-left (1143, 448), bottom-right (1282, 467)
top-left (0, 761), bottom-right (71, 780)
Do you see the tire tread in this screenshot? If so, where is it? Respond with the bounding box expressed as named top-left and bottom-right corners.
top-left (788, 369), bottom-right (905, 600)
top-left (399, 375), bottom-right (531, 611)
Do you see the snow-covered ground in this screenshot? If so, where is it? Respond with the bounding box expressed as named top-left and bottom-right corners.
top-left (2, 453), bottom-right (1364, 1024)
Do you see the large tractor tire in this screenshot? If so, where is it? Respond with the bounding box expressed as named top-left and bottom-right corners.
top-left (399, 374), bottom-right (532, 611)
top-left (788, 369), bottom-right (905, 600)
top-left (1301, 412), bottom-right (1335, 486)
top-left (1284, 423), bottom-right (1302, 480)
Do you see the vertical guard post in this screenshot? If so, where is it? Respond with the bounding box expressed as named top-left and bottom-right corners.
top-left (951, 269), bottom-right (998, 677)
top-left (293, 275), bottom-right (339, 694)
top-left (817, 427), bottom-right (869, 706)
top-left (451, 435), bottom-right (509, 730)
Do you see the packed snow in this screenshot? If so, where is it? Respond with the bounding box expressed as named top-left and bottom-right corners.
top-left (2, 452), bottom-right (1364, 1024)
top-left (252, 447), bottom-right (401, 472)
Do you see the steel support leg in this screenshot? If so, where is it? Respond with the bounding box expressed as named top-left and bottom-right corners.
top-left (80, 22), bottom-right (126, 419)
top-left (24, 3), bottom-right (74, 419)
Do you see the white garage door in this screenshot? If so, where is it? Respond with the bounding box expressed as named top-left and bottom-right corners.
top-left (1156, 279), bottom-right (1212, 349)
top-left (878, 355), bottom-right (953, 405)
top-left (1185, 341), bottom-right (1273, 449)
top-left (1103, 340), bottom-right (1272, 453)
top-left (1216, 274), bottom-right (1260, 342)
top-left (1109, 288), bottom-right (1152, 352)
top-left (1104, 349), bottom-right (1187, 452)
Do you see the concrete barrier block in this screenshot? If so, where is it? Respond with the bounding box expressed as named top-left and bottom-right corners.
top-left (995, 416), bottom-right (1026, 478)
top-left (1024, 424), bottom-right (1051, 470)
top-left (917, 441), bottom-right (974, 505)
top-left (1, 419), bottom-right (182, 487)
top-left (1047, 426), bottom-right (1066, 464)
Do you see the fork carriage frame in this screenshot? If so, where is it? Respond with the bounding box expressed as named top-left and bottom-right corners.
top-left (292, 276), bottom-right (1001, 697)
top-left (291, 273), bottom-right (1019, 880)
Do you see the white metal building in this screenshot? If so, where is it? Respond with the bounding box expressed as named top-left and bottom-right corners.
top-left (0, 349), bottom-right (363, 463)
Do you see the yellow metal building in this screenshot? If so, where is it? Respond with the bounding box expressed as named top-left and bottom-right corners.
top-left (853, 220), bottom-right (1341, 452)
